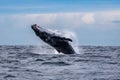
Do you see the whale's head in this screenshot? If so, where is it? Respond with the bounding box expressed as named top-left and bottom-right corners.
top-left (31, 24), bottom-right (46, 36)
top-left (31, 24), bottom-right (52, 42)
top-left (31, 24), bottom-right (41, 36)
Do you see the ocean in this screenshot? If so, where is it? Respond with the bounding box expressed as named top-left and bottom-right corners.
top-left (0, 45), bottom-right (120, 80)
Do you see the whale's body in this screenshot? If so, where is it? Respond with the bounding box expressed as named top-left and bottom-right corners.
top-left (31, 24), bottom-right (75, 54)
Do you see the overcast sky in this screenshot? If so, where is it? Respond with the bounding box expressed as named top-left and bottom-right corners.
top-left (0, 0), bottom-right (120, 46)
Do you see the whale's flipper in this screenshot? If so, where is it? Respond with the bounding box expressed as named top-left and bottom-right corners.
top-left (51, 36), bottom-right (72, 42)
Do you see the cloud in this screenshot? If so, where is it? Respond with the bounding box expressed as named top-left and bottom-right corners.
top-left (81, 13), bottom-right (95, 24)
top-left (0, 13), bottom-right (81, 29)
top-left (0, 10), bottom-right (120, 30)
top-left (95, 10), bottom-right (120, 24)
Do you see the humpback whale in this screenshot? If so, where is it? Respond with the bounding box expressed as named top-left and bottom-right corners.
top-left (31, 24), bottom-right (75, 54)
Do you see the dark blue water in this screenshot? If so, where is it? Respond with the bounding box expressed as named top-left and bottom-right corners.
top-left (0, 45), bottom-right (120, 80)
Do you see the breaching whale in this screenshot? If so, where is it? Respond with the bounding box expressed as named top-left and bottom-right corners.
top-left (31, 24), bottom-right (75, 54)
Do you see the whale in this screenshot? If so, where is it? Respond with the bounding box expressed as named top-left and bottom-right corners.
top-left (31, 24), bottom-right (76, 54)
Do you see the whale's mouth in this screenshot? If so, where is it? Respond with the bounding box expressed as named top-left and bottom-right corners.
top-left (31, 24), bottom-right (42, 36)
top-left (31, 24), bottom-right (41, 32)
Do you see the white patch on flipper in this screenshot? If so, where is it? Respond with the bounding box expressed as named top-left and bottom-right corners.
top-left (54, 49), bottom-right (59, 54)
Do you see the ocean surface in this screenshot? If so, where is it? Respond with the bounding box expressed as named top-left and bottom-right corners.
top-left (0, 45), bottom-right (120, 80)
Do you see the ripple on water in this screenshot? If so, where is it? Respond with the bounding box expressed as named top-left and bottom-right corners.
top-left (4, 74), bottom-right (16, 79)
top-left (0, 46), bottom-right (120, 80)
top-left (42, 61), bottom-right (71, 66)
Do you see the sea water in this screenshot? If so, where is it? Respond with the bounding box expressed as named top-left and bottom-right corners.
top-left (0, 45), bottom-right (120, 80)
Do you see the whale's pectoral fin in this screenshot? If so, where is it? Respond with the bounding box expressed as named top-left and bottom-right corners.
top-left (51, 36), bottom-right (73, 42)
top-left (64, 38), bottom-right (72, 42)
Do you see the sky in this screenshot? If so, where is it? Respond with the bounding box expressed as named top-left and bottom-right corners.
top-left (0, 0), bottom-right (120, 46)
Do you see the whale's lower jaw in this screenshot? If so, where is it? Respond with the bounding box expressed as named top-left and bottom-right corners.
top-left (31, 24), bottom-right (75, 54)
